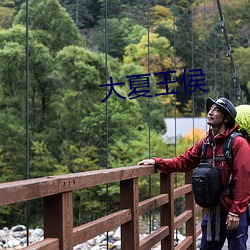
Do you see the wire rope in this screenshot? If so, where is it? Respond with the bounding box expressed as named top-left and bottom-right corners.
top-left (190, 0), bottom-right (195, 144)
top-left (228, 64), bottom-right (231, 100)
top-left (25, 0), bottom-right (30, 245)
top-left (213, 0), bottom-right (217, 95)
top-left (215, 0), bottom-right (242, 104)
top-left (147, 0), bottom-right (152, 234)
top-left (104, 0), bottom-right (109, 248)
top-left (222, 43), bottom-right (225, 97)
top-left (172, 0), bottom-right (179, 245)
top-left (173, 0), bottom-right (177, 160)
top-left (217, 3), bottom-right (225, 97)
top-left (76, 0), bottom-right (79, 27)
top-left (204, 0), bottom-right (207, 95)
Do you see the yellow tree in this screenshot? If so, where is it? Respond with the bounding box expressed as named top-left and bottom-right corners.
top-left (124, 32), bottom-right (176, 74)
top-left (124, 31), bottom-right (185, 111)
top-left (149, 5), bottom-right (174, 32)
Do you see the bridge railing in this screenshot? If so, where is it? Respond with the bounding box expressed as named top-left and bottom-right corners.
top-left (0, 165), bottom-right (203, 250)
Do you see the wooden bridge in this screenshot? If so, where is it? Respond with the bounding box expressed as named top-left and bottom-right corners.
top-left (0, 165), bottom-right (204, 250)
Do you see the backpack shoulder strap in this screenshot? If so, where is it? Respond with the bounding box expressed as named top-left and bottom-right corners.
top-left (223, 132), bottom-right (242, 169)
top-left (200, 141), bottom-right (208, 162)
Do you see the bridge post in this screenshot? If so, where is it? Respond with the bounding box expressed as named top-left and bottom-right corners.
top-left (43, 192), bottom-right (73, 250)
top-left (160, 173), bottom-right (174, 250)
top-left (120, 178), bottom-right (139, 250)
top-left (185, 171), bottom-right (197, 250)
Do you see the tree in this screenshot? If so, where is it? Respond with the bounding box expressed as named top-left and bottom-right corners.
top-left (234, 46), bottom-right (250, 103)
top-left (86, 17), bottom-right (139, 60)
top-left (150, 5), bottom-right (174, 33)
top-left (14, 0), bottom-right (84, 52)
top-left (61, 0), bottom-right (101, 29)
top-left (0, 25), bottom-right (56, 132)
top-left (112, 61), bottom-right (166, 133)
top-left (0, 6), bottom-right (15, 29)
top-left (124, 32), bottom-right (175, 74)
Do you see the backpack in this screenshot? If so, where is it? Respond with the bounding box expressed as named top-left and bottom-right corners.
top-left (235, 105), bottom-right (250, 142)
top-left (192, 131), bottom-right (241, 208)
top-left (191, 132), bottom-right (242, 242)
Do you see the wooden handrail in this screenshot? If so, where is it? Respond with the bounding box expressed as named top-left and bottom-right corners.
top-left (0, 165), bottom-right (203, 250)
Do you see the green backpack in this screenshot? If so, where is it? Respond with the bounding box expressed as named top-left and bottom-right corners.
top-left (235, 105), bottom-right (250, 142)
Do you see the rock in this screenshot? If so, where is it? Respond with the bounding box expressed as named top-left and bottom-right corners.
top-left (107, 231), bottom-right (114, 237)
top-left (87, 238), bottom-right (94, 245)
top-left (95, 234), bottom-right (106, 243)
top-left (7, 239), bottom-right (20, 247)
top-left (113, 227), bottom-right (120, 240)
top-left (108, 236), bottom-right (116, 243)
top-left (11, 226), bottom-right (26, 232)
top-left (91, 245), bottom-right (101, 250)
top-left (73, 242), bottom-right (87, 249)
top-left (30, 228), bottom-right (43, 238)
top-left (113, 240), bottom-right (121, 249)
top-left (0, 224), bottom-right (187, 249)
top-left (0, 230), bottom-right (7, 238)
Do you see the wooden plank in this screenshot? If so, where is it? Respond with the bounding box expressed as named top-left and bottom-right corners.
top-left (161, 173), bottom-right (174, 250)
top-left (185, 171), bottom-right (196, 250)
top-left (175, 236), bottom-right (193, 250)
top-left (196, 226), bottom-right (202, 237)
top-left (0, 165), bottom-right (156, 206)
top-left (22, 238), bottom-right (59, 250)
top-left (139, 226), bottom-right (169, 250)
top-left (174, 184), bottom-right (192, 199)
top-left (120, 178), bottom-right (140, 250)
top-left (139, 194), bottom-right (169, 215)
top-left (57, 165), bottom-right (156, 192)
top-left (195, 204), bottom-right (203, 213)
top-left (44, 192), bottom-right (73, 250)
top-left (174, 210), bottom-right (192, 229)
top-left (0, 177), bottom-right (59, 206)
top-left (73, 209), bottom-right (131, 245)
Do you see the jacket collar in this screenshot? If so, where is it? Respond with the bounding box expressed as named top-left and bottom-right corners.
top-left (206, 124), bottom-right (239, 143)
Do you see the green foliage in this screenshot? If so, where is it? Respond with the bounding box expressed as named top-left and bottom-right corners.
top-left (61, 0), bottom-right (101, 29)
top-left (0, 0), bottom-right (249, 229)
top-left (87, 17), bottom-right (138, 60)
top-left (0, 112), bottom-right (26, 181)
top-left (0, 7), bottom-right (15, 29)
top-left (124, 32), bottom-right (174, 73)
top-left (30, 141), bottom-right (56, 177)
top-left (14, 0), bottom-right (84, 52)
top-left (234, 46), bottom-right (250, 102)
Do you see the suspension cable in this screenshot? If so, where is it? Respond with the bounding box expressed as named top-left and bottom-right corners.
top-left (204, 0), bottom-right (208, 95)
top-left (213, 0), bottom-right (217, 95)
top-left (215, 0), bottom-right (242, 104)
top-left (147, 0), bottom-right (152, 234)
top-left (104, 0), bottom-right (109, 247)
top-left (172, 0), bottom-right (179, 245)
top-left (191, 0), bottom-right (195, 144)
top-left (25, 0), bottom-right (30, 245)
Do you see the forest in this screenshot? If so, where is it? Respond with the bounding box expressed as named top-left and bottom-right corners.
top-left (0, 0), bottom-right (249, 228)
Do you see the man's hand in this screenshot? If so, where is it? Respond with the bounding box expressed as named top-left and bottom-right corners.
top-left (137, 159), bottom-right (155, 166)
top-left (226, 213), bottom-right (240, 230)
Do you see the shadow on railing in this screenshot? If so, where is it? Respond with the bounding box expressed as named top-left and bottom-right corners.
top-left (0, 165), bottom-right (204, 250)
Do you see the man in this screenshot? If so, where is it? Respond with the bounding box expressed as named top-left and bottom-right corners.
top-left (138, 97), bottom-right (250, 250)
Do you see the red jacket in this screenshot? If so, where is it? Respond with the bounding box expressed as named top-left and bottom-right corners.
top-left (154, 124), bottom-right (250, 216)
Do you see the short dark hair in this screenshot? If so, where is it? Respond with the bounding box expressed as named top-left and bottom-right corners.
top-left (223, 110), bottom-right (235, 128)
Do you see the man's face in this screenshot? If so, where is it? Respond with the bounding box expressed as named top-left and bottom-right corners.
top-left (207, 104), bottom-right (226, 127)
